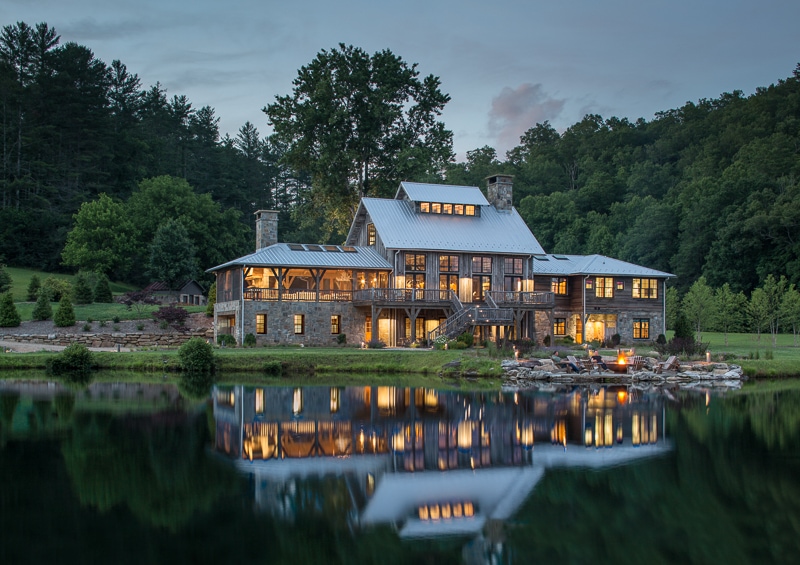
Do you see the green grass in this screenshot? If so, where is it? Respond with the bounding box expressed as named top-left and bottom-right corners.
top-left (12, 301), bottom-right (206, 323)
top-left (5, 266), bottom-right (137, 301)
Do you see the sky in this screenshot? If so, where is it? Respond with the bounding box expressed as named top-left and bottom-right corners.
top-left (3, 0), bottom-right (799, 159)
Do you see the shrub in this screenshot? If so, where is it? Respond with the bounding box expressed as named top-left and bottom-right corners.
top-left (82, 323), bottom-right (92, 332)
top-left (73, 272), bottom-right (94, 304)
top-left (655, 337), bottom-right (709, 357)
top-left (178, 337), bottom-right (216, 373)
top-left (113, 315), bottom-right (120, 323)
top-left (263, 360), bottom-right (282, 375)
top-left (26, 274), bottom-right (41, 301)
top-left (336, 333), bottom-right (347, 345)
top-left (114, 324), bottom-right (121, 331)
top-left (217, 334), bottom-right (236, 347)
top-left (135, 323), bottom-right (143, 331)
top-left (46, 343), bottom-right (94, 376)
top-left (205, 281), bottom-right (216, 317)
top-left (0, 292), bottom-right (21, 327)
top-left (243, 333), bottom-right (257, 347)
top-left (673, 311), bottom-right (694, 341)
top-left (367, 339), bottom-right (386, 349)
top-left (447, 339), bottom-right (467, 349)
top-left (0, 263), bottom-right (11, 294)
top-left (99, 320), bottom-right (107, 327)
top-left (457, 332), bottom-right (474, 347)
top-left (656, 334), bottom-right (667, 345)
top-left (54, 296), bottom-right (76, 327)
top-left (159, 320), bottom-right (169, 329)
top-left (93, 274), bottom-right (113, 303)
top-left (31, 290), bottom-right (53, 321)
top-left (510, 337), bottom-right (534, 355)
top-left (610, 334), bottom-right (621, 346)
top-left (118, 290), bottom-right (160, 317)
top-left (42, 276), bottom-right (72, 302)
top-left (152, 305), bottom-right (189, 327)
top-left (543, 335), bottom-right (551, 347)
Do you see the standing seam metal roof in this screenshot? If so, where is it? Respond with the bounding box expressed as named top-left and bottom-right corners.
top-left (533, 254), bottom-right (674, 277)
top-left (207, 243), bottom-right (393, 272)
top-left (360, 197), bottom-right (545, 254)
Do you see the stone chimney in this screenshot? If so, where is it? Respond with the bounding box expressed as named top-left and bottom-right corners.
top-left (255, 210), bottom-right (279, 250)
top-left (486, 174), bottom-right (513, 211)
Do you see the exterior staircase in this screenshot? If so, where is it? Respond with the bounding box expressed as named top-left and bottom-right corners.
top-left (428, 291), bottom-right (513, 342)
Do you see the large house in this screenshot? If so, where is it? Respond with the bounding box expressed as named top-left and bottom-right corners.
top-left (208, 175), bottom-right (672, 347)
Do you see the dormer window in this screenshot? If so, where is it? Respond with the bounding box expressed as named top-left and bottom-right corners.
top-left (454, 204), bottom-right (464, 215)
top-left (465, 205), bottom-right (476, 216)
top-left (431, 202), bottom-right (441, 214)
top-left (443, 203), bottom-right (453, 214)
top-left (420, 202), bottom-right (430, 213)
top-left (416, 201), bottom-right (480, 216)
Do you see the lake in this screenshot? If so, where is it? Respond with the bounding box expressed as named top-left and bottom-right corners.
top-left (1, 378), bottom-right (798, 564)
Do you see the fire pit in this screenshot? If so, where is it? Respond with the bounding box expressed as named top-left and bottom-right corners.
top-left (605, 352), bottom-right (631, 374)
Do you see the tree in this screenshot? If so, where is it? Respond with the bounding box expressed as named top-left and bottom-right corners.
top-left (53, 295), bottom-right (76, 327)
top-left (72, 272), bottom-right (93, 304)
top-left (761, 274), bottom-right (788, 348)
top-left (780, 285), bottom-right (800, 347)
top-left (93, 273), bottom-right (113, 303)
top-left (26, 274), bottom-right (41, 301)
top-left (31, 289), bottom-right (52, 321)
top-left (748, 288), bottom-right (770, 344)
top-left (205, 281), bottom-right (216, 317)
top-left (146, 219), bottom-right (199, 290)
top-left (0, 292), bottom-right (20, 327)
top-left (62, 194), bottom-right (137, 276)
top-left (665, 287), bottom-right (680, 331)
top-left (682, 277), bottom-right (716, 342)
top-left (0, 260), bottom-right (12, 294)
top-left (264, 44), bottom-right (453, 240)
top-left (714, 283), bottom-right (747, 346)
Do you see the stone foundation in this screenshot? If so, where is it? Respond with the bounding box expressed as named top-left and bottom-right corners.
top-left (0, 331), bottom-right (212, 349)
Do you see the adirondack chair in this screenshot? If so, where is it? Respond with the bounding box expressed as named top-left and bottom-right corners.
top-left (656, 355), bottom-right (680, 373)
top-left (566, 355), bottom-right (590, 373)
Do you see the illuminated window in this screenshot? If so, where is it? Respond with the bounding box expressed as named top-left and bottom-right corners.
top-left (472, 256), bottom-right (492, 274)
top-left (367, 223), bottom-right (376, 246)
top-left (442, 203), bottom-right (453, 214)
top-left (294, 314), bottom-right (304, 335)
top-left (406, 253), bottom-right (426, 289)
top-left (454, 204), bottom-right (464, 215)
top-left (595, 277), bottom-right (614, 298)
top-left (504, 257), bottom-right (522, 274)
top-left (431, 202), bottom-right (442, 214)
top-left (465, 205), bottom-right (476, 216)
top-left (633, 319), bottom-right (650, 339)
top-left (632, 278), bottom-right (659, 299)
top-left (331, 315), bottom-right (340, 334)
top-left (616, 280), bottom-right (624, 291)
top-left (551, 277), bottom-right (567, 295)
top-left (554, 318), bottom-right (566, 336)
top-left (439, 255), bottom-right (459, 272)
top-left (256, 313), bottom-right (266, 334)
top-left (472, 256), bottom-right (492, 301)
top-left (439, 252), bottom-right (458, 291)
top-left (420, 202), bottom-right (430, 213)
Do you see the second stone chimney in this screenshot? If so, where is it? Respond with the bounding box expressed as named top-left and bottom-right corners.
top-left (486, 174), bottom-right (513, 211)
top-left (255, 210), bottom-right (279, 251)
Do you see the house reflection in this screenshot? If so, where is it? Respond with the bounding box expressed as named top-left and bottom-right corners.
top-left (213, 385), bottom-right (669, 540)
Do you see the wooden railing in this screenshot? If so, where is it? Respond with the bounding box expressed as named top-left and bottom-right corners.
top-left (486, 290), bottom-right (554, 306)
top-left (352, 288), bottom-right (453, 303)
top-left (243, 288), bottom-right (354, 302)
top-left (428, 305), bottom-right (514, 342)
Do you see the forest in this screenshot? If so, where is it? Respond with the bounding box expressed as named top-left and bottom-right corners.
top-left (1, 21), bottom-right (799, 298)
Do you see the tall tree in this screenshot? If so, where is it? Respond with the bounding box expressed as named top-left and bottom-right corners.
top-left (714, 283), bottom-right (747, 346)
top-left (147, 219), bottom-right (199, 289)
top-left (264, 44), bottom-right (453, 240)
top-left (682, 276), bottom-right (716, 342)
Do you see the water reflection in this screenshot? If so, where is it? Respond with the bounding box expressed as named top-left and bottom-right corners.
top-left (213, 385), bottom-right (669, 541)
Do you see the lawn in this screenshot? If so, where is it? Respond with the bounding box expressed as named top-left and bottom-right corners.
top-left (5, 266), bottom-right (137, 301)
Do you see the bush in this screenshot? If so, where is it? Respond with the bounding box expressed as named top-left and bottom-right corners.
top-left (510, 337), bottom-right (534, 355)
top-left (447, 339), bottom-right (467, 349)
top-left (656, 334), bottom-right (667, 345)
top-left (655, 337), bottom-right (709, 357)
top-left (93, 274), bottom-right (113, 303)
top-left (178, 337), bottom-right (216, 373)
top-left (542, 335), bottom-right (551, 347)
top-left (26, 274), bottom-right (41, 302)
top-left (32, 290), bottom-right (53, 321)
top-left (205, 281), bottom-right (216, 317)
top-left (457, 332), bottom-right (474, 347)
top-left (610, 334), bottom-right (621, 346)
top-left (54, 296), bottom-right (76, 327)
top-left (73, 272), bottom-right (94, 304)
top-left (46, 343), bottom-right (94, 376)
top-left (337, 333), bottom-right (347, 345)
top-left (263, 360), bottom-right (282, 375)
top-left (82, 323), bottom-right (92, 332)
top-left (243, 333), bottom-right (257, 347)
top-left (42, 276), bottom-right (72, 302)
top-left (0, 292), bottom-right (21, 327)
top-left (0, 263), bottom-right (11, 294)
top-left (367, 339), bottom-right (386, 349)
top-left (152, 305), bottom-right (189, 327)
top-left (217, 334), bottom-right (236, 347)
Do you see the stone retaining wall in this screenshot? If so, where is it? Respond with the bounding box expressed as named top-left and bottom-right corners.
top-left (0, 330), bottom-right (213, 349)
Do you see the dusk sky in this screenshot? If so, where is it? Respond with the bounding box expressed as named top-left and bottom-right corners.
top-left (4, 0), bottom-right (799, 159)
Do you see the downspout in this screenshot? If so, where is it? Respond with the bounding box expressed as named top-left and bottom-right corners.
top-left (582, 274), bottom-right (590, 343)
top-left (663, 279), bottom-right (667, 336)
top-left (240, 266), bottom-right (245, 345)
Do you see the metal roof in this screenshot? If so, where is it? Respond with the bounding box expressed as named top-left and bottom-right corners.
top-left (207, 243), bottom-right (393, 272)
top-left (533, 254), bottom-right (674, 277)
top-left (356, 197), bottom-right (545, 255)
top-left (396, 182), bottom-right (490, 206)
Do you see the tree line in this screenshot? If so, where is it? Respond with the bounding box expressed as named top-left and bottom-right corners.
top-left (2, 21), bottom-right (799, 302)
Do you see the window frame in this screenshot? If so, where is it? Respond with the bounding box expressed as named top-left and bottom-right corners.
top-left (595, 277), bottom-right (614, 298)
top-left (632, 278), bottom-right (659, 299)
top-left (256, 313), bottom-right (267, 334)
top-left (551, 277), bottom-right (567, 295)
top-left (293, 314), bottom-right (305, 335)
top-left (553, 318), bottom-right (566, 336)
top-left (367, 223), bottom-right (376, 246)
top-left (633, 318), bottom-right (650, 340)
top-left (330, 315), bottom-right (341, 335)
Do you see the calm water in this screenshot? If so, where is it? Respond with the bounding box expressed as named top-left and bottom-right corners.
top-left (1, 378), bottom-right (798, 564)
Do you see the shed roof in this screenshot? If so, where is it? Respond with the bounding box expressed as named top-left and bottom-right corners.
top-left (207, 243), bottom-right (392, 272)
top-left (533, 254), bottom-right (674, 277)
top-left (350, 197), bottom-right (545, 255)
top-left (395, 182), bottom-right (489, 206)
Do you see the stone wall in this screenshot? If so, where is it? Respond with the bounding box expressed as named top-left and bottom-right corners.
top-left (241, 301), bottom-right (365, 346)
top-left (0, 331), bottom-right (211, 349)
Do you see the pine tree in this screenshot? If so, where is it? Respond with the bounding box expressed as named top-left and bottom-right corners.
top-left (32, 290), bottom-right (53, 321)
top-left (93, 274), bottom-right (113, 303)
top-left (73, 272), bottom-right (94, 304)
top-left (26, 274), bottom-right (41, 301)
top-left (0, 264), bottom-right (12, 294)
top-left (0, 292), bottom-right (21, 327)
top-left (54, 296), bottom-right (76, 327)
top-left (205, 281), bottom-right (216, 317)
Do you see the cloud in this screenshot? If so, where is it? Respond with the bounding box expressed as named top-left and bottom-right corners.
top-left (488, 83), bottom-right (565, 155)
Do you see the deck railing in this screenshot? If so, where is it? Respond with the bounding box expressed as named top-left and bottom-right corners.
top-left (486, 290), bottom-right (555, 306)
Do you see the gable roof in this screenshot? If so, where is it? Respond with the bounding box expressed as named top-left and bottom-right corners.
top-left (533, 254), bottom-right (674, 277)
top-left (143, 280), bottom-right (204, 293)
top-left (207, 243), bottom-right (392, 272)
top-left (396, 181), bottom-right (489, 206)
top-left (349, 197), bottom-right (545, 255)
